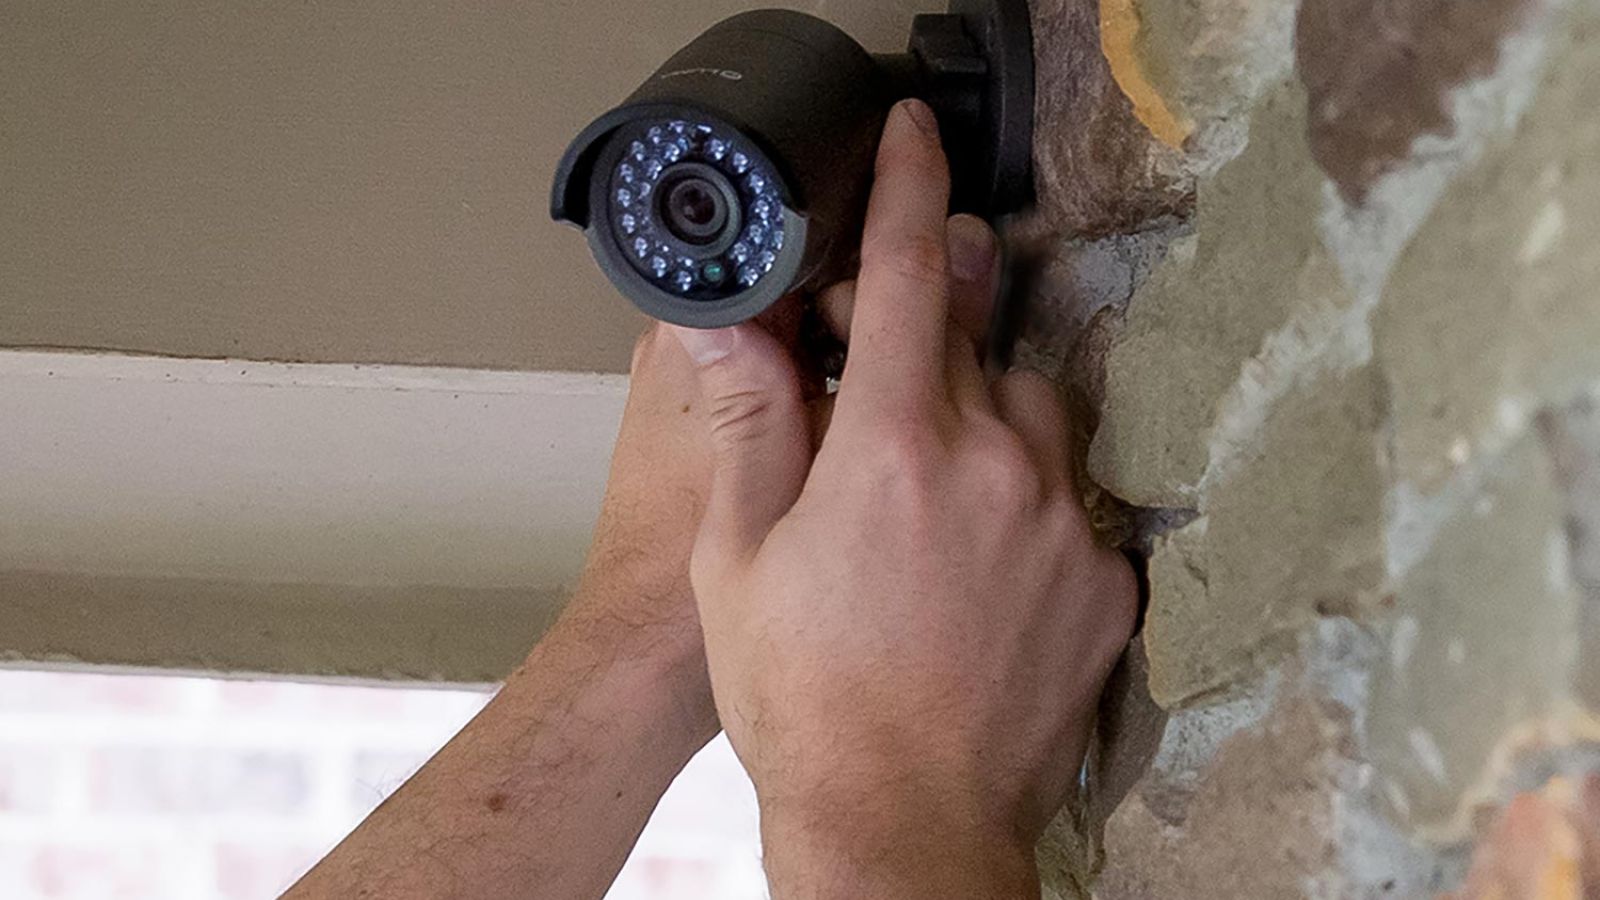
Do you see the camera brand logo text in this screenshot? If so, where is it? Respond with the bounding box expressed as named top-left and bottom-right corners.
top-left (658, 68), bottom-right (744, 82)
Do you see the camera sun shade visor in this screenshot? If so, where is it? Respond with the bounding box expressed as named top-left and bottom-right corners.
top-left (551, 11), bottom-right (889, 329)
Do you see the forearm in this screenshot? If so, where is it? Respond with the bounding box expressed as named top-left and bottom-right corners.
top-left (285, 594), bottom-right (717, 900)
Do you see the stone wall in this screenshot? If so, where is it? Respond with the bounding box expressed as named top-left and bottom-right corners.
top-left (1020, 0), bottom-right (1600, 893)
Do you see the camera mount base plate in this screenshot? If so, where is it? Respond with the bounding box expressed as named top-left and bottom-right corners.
top-left (880, 0), bottom-right (1035, 216)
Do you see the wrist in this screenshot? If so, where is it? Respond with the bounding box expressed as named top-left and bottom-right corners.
top-left (519, 577), bottom-right (718, 750)
top-left (564, 568), bottom-right (705, 676)
top-left (757, 779), bottom-right (1039, 899)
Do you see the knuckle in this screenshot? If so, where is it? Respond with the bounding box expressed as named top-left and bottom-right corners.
top-left (858, 420), bottom-right (942, 493)
top-left (876, 425), bottom-right (940, 479)
top-left (1095, 555), bottom-right (1142, 652)
top-left (713, 389), bottom-right (774, 435)
top-left (1043, 490), bottom-right (1094, 541)
top-left (968, 432), bottom-right (1043, 504)
top-left (875, 127), bottom-right (944, 176)
top-left (861, 231), bottom-right (948, 291)
top-left (1098, 550), bottom-right (1139, 611)
top-left (707, 388), bottom-right (777, 447)
top-left (1001, 367), bottom-right (1056, 392)
top-left (876, 133), bottom-right (934, 176)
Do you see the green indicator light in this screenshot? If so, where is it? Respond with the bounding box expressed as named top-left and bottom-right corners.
top-left (700, 261), bottom-right (727, 284)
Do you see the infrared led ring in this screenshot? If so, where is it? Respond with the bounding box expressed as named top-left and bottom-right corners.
top-left (606, 119), bottom-right (787, 298)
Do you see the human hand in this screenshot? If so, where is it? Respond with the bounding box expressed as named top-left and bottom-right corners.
top-left (670, 99), bottom-right (1139, 896)
top-left (550, 323), bottom-right (721, 741)
top-left (562, 195), bottom-right (1003, 706)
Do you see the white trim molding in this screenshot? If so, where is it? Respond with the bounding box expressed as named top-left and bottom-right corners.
top-left (0, 351), bottom-right (628, 682)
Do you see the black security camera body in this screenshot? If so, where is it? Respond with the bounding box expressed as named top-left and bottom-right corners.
top-left (551, 1), bottom-right (1034, 329)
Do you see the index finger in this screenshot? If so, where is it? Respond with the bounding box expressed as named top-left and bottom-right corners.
top-left (838, 99), bottom-right (953, 411)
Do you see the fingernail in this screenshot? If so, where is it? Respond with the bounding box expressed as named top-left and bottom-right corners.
top-left (894, 99), bottom-right (940, 139)
top-left (668, 324), bottom-right (736, 366)
top-left (947, 215), bottom-right (997, 283)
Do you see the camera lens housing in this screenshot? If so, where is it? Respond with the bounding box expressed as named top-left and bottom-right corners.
top-left (583, 112), bottom-right (809, 324)
top-left (551, 1), bottom-right (1034, 329)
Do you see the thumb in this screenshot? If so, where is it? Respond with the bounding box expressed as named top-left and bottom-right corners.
top-left (668, 323), bottom-right (810, 569)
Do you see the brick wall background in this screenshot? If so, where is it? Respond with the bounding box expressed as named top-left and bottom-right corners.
top-left (0, 669), bottom-right (764, 899)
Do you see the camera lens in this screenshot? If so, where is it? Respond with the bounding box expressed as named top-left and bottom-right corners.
top-left (662, 174), bottom-right (728, 244)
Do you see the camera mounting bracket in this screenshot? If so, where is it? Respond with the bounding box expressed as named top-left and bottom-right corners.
top-left (875, 0), bottom-right (1035, 216)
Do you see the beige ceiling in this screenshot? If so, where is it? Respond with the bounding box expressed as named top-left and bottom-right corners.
top-left (0, 1), bottom-right (939, 375)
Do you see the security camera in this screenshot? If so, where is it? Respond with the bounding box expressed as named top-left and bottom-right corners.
top-left (550, 0), bottom-right (1035, 329)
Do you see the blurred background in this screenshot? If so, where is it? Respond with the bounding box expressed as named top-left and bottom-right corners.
top-left (0, 669), bottom-right (764, 899)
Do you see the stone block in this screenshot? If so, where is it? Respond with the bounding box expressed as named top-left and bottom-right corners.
top-left (1032, 0), bottom-right (1600, 888)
